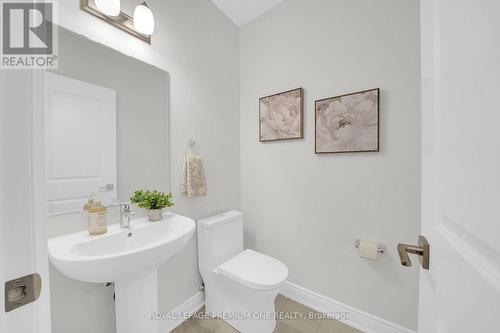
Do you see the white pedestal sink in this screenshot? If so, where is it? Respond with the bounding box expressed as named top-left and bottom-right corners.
top-left (48, 213), bottom-right (195, 333)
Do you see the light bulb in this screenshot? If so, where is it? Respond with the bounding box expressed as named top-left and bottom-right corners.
top-left (95, 0), bottom-right (120, 16)
top-left (133, 2), bottom-right (155, 35)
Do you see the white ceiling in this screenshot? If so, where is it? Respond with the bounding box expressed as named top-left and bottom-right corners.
top-left (211, 0), bottom-right (285, 27)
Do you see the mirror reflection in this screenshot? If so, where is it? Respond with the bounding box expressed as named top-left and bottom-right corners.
top-left (45, 27), bottom-right (169, 220)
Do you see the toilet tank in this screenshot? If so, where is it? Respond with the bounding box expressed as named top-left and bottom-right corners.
top-left (197, 211), bottom-right (244, 279)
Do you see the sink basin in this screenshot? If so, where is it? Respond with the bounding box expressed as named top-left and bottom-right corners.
top-left (48, 212), bottom-right (195, 333)
top-left (48, 212), bottom-right (195, 283)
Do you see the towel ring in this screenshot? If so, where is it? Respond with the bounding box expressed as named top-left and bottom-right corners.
top-left (185, 140), bottom-right (201, 155)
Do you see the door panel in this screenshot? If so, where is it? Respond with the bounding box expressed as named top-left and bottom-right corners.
top-left (439, 0), bottom-right (500, 252)
top-left (0, 71), bottom-right (51, 333)
top-left (45, 73), bottom-right (116, 215)
top-left (419, 0), bottom-right (500, 332)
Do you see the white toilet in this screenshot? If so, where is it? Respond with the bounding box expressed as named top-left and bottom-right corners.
top-left (197, 211), bottom-right (288, 333)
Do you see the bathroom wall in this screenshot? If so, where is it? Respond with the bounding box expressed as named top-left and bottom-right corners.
top-left (51, 0), bottom-right (240, 332)
top-left (240, 0), bottom-right (420, 330)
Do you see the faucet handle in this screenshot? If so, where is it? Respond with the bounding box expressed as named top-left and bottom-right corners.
top-left (120, 202), bottom-right (131, 211)
top-left (99, 184), bottom-right (114, 192)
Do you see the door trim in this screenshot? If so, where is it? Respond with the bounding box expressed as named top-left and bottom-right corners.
top-left (33, 70), bottom-right (52, 332)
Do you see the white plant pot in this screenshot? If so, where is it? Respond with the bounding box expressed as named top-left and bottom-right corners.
top-left (148, 209), bottom-right (163, 222)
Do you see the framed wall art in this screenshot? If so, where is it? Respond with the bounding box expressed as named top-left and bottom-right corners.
top-left (259, 88), bottom-right (304, 142)
top-left (315, 88), bottom-right (379, 154)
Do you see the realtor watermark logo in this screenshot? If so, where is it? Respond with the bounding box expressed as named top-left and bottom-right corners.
top-left (1, 0), bottom-right (57, 69)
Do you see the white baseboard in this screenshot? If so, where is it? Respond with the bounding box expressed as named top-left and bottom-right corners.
top-left (281, 282), bottom-right (416, 333)
top-left (159, 283), bottom-right (416, 333)
top-left (160, 291), bottom-right (205, 333)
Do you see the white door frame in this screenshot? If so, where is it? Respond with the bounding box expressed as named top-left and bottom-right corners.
top-left (419, 0), bottom-right (440, 330)
top-left (33, 70), bottom-right (52, 333)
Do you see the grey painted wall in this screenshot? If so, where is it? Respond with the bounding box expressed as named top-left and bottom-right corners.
top-left (50, 0), bottom-right (241, 331)
top-left (240, 0), bottom-right (421, 329)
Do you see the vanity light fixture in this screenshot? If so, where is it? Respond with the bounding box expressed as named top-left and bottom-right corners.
top-left (80, 0), bottom-right (154, 44)
top-left (133, 2), bottom-right (155, 36)
top-left (94, 0), bottom-right (120, 16)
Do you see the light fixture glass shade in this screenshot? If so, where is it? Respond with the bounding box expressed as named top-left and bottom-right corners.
top-left (133, 2), bottom-right (155, 35)
top-left (95, 0), bottom-right (120, 16)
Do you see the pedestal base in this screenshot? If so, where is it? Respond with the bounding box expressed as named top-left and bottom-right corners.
top-left (115, 269), bottom-right (159, 333)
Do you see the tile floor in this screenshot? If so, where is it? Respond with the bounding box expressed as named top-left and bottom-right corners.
top-left (171, 295), bottom-right (363, 333)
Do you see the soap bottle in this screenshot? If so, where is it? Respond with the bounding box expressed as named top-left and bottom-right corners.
top-left (87, 193), bottom-right (108, 236)
top-left (83, 192), bottom-right (96, 212)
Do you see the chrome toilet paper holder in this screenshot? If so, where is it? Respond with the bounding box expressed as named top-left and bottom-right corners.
top-left (354, 239), bottom-right (385, 254)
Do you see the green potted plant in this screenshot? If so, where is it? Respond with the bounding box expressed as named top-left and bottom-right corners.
top-left (130, 190), bottom-right (174, 222)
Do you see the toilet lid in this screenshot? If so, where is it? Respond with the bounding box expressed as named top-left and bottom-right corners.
top-left (218, 249), bottom-right (288, 291)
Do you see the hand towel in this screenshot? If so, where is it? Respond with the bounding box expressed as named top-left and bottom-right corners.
top-left (181, 151), bottom-right (207, 198)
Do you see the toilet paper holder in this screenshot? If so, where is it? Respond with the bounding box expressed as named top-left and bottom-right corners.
top-left (354, 239), bottom-right (385, 254)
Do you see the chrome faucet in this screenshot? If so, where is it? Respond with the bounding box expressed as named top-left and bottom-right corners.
top-left (120, 203), bottom-right (135, 229)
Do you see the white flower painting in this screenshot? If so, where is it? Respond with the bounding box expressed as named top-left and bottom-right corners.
top-left (315, 89), bottom-right (379, 153)
top-left (259, 88), bottom-right (303, 142)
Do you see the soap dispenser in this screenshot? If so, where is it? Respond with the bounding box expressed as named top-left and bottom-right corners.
top-left (83, 192), bottom-right (97, 212)
top-left (86, 192), bottom-right (108, 236)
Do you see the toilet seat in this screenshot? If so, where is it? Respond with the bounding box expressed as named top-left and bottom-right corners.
top-left (218, 249), bottom-right (288, 291)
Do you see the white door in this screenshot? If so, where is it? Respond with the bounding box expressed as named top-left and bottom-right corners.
top-left (419, 0), bottom-right (499, 332)
top-left (45, 73), bottom-right (116, 215)
top-left (0, 71), bottom-right (51, 333)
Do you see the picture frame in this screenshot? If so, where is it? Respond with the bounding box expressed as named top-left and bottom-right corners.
top-left (259, 88), bottom-right (304, 142)
top-left (315, 88), bottom-right (380, 154)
